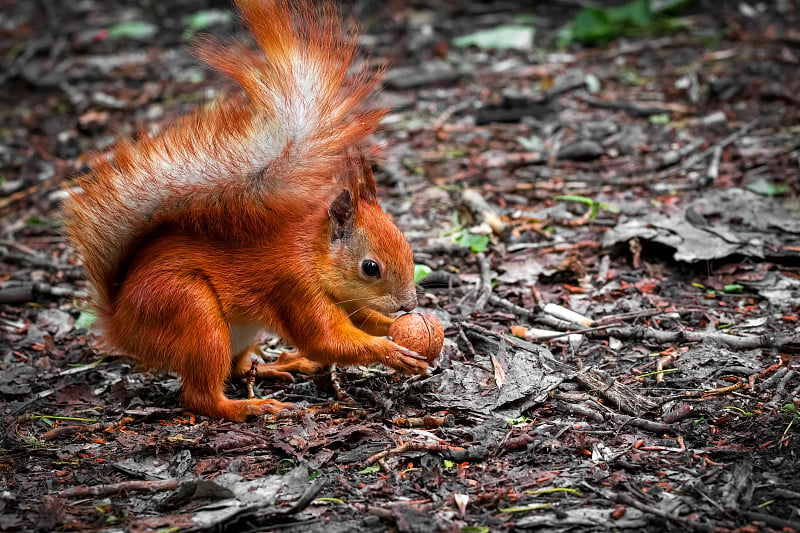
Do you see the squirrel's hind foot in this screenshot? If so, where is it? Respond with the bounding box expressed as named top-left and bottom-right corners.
top-left (185, 397), bottom-right (292, 422)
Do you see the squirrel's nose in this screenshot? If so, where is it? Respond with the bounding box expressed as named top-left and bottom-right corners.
top-left (400, 292), bottom-right (418, 312)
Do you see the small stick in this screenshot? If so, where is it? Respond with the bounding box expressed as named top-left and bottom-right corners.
top-left (460, 322), bottom-right (574, 375)
top-left (262, 402), bottom-right (356, 423)
top-left (576, 368), bottom-right (658, 414)
top-left (0, 282), bottom-right (88, 304)
top-left (42, 420), bottom-right (124, 441)
top-left (662, 404), bottom-right (694, 424)
top-left (365, 441), bottom-right (465, 466)
top-left (678, 118), bottom-right (761, 175)
top-left (754, 365), bottom-right (788, 392)
top-left (743, 511), bottom-right (800, 532)
top-left (706, 145), bottom-right (722, 182)
top-left (457, 324), bottom-right (478, 358)
top-left (553, 400), bottom-right (676, 434)
top-left (391, 414), bottom-right (455, 428)
top-left (473, 254), bottom-right (493, 312)
top-left (59, 479), bottom-right (180, 499)
top-left (591, 326), bottom-right (790, 351)
top-left (245, 358), bottom-right (258, 399)
top-left (542, 303), bottom-right (593, 327)
top-left (329, 364), bottom-right (352, 402)
top-left (615, 493), bottom-right (709, 531)
top-left (488, 294), bottom-right (536, 320)
top-left (703, 382), bottom-right (746, 396)
top-left (656, 353), bottom-right (676, 384)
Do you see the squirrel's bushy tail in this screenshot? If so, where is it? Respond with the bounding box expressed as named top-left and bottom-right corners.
top-left (63, 0), bottom-right (385, 320)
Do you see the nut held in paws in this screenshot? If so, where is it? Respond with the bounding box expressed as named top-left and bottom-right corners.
top-left (389, 313), bottom-right (444, 363)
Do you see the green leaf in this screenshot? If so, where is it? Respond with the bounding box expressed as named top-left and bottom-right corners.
top-left (357, 464), bottom-right (381, 474)
top-left (454, 233), bottom-right (489, 253)
top-left (74, 310), bottom-right (97, 330)
top-left (554, 194), bottom-right (594, 206)
top-left (570, 7), bottom-right (613, 44)
top-left (462, 527), bottom-right (490, 533)
top-left (725, 406), bottom-right (754, 417)
top-left (516, 135), bottom-right (544, 151)
top-left (526, 487), bottom-right (583, 497)
top-left (505, 416), bottom-right (531, 427)
top-left (414, 264), bottom-right (432, 283)
top-left (649, 113), bottom-right (670, 124)
top-left (723, 284), bottom-right (743, 294)
top-left (607, 0), bottom-right (653, 27)
top-left (443, 459), bottom-right (456, 469)
top-left (315, 497), bottom-right (346, 504)
top-left (655, 0), bottom-right (697, 14)
top-left (746, 179), bottom-right (789, 197)
top-left (108, 21), bottom-right (158, 41)
top-left (499, 503), bottom-right (552, 513)
top-left (554, 195), bottom-right (618, 218)
top-left (184, 9), bottom-right (234, 38)
top-left (453, 25), bottom-right (534, 51)
top-left (560, 0), bottom-right (692, 46)
top-left (584, 73), bottom-right (601, 93)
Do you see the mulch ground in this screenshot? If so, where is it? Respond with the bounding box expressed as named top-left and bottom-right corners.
top-left (1, 1), bottom-right (800, 531)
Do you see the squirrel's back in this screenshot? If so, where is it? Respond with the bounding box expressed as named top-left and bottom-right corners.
top-left (63, 0), bottom-right (386, 319)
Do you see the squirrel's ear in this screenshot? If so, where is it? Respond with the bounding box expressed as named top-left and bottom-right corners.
top-left (328, 189), bottom-right (354, 242)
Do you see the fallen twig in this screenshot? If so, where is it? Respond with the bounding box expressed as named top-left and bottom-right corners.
top-left (460, 322), bottom-right (575, 376)
top-left (365, 440), bottom-right (465, 466)
top-left (576, 368), bottom-right (658, 414)
top-left (703, 382), bottom-right (746, 396)
top-left (42, 420), bottom-right (124, 441)
top-left (677, 118), bottom-right (761, 176)
top-left (615, 493), bottom-right (711, 531)
top-left (0, 282), bottom-right (88, 304)
top-left (391, 414), bottom-right (455, 428)
top-left (261, 402), bottom-right (357, 423)
top-left (744, 511), bottom-right (800, 532)
top-left (59, 479), bottom-right (180, 499)
top-left (552, 400), bottom-right (676, 435)
top-left (662, 404), bottom-right (694, 424)
top-left (0, 247), bottom-right (70, 272)
top-left (330, 364), bottom-right (352, 403)
top-left (473, 254), bottom-right (493, 312)
top-left (589, 326), bottom-right (791, 351)
top-left (488, 294), bottom-right (536, 320)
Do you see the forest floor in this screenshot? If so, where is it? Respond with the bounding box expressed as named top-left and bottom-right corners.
top-left (1, 1), bottom-right (800, 531)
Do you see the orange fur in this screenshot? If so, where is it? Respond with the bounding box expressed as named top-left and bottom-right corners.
top-left (62, 0), bottom-right (426, 422)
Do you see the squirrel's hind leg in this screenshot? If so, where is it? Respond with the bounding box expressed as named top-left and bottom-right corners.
top-left (111, 268), bottom-right (289, 422)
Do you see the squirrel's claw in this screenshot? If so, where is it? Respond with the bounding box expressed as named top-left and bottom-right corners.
top-left (396, 345), bottom-right (427, 361)
top-left (386, 341), bottom-right (429, 375)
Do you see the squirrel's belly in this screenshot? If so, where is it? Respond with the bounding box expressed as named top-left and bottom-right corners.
top-left (229, 322), bottom-right (267, 355)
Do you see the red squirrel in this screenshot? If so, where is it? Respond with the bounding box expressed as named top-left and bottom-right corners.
top-left (62, 0), bottom-right (428, 421)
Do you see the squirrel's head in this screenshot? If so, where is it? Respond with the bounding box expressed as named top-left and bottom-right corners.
top-left (323, 187), bottom-right (417, 316)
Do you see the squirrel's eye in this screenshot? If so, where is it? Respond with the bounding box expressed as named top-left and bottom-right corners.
top-left (361, 259), bottom-right (380, 278)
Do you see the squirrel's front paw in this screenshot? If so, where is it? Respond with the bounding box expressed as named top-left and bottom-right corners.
top-left (384, 341), bottom-right (429, 375)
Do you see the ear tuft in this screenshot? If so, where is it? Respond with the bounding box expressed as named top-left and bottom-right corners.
top-left (328, 189), bottom-right (354, 242)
